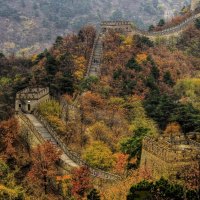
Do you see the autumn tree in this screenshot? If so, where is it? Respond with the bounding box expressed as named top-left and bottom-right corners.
top-left (82, 141), bottom-right (115, 170)
top-left (37, 99), bottom-right (61, 117)
top-left (126, 96), bottom-right (158, 136)
top-left (80, 91), bottom-right (105, 124)
top-left (74, 55), bottom-right (87, 81)
top-left (114, 153), bottom-right (129, 175)
top-left (0, 159), bottom-right (24, 199)
top-left (107, 97), bottom-right (125, 128)
top-left (71, 166), bottom-right (92, 199)
top-left (86, 121), bottom-right (112, 144)
top-left (174, 78), bottom-right (200, 110)
top-left (0, 118), bottom-right (19, 159)
top-left (164, 122), bottom-right (182, 135)
top-left (27, 141), bottom-right (61, 195)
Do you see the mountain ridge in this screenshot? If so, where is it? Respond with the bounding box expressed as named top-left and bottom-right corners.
top-left (0, 0), bottom-right (189, 55)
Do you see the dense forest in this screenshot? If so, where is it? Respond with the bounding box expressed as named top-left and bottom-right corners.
top-left (0, 11), bottom-right (200, 200)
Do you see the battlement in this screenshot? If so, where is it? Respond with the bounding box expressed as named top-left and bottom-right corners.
top-left (101, 21), bottom-right (132, 26)
top-left (15, 87), bottom-right (50, 113)
top-left (141, 134), bottom-right (200, 181)
top-left (101, 21), bottom-right (133, 33)
top-left (16, 87), bottom-right (49, 100)
top-left (142, 135), bottom-right (200, 163)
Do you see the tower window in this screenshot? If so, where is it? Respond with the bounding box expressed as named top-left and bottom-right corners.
top-left (19, 104), bottom-right (21, 108)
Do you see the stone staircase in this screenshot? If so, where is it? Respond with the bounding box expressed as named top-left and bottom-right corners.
top-left (19, 112), bottom-right (121, 180)
top-left (25, 114), bottom-right (78, 168)
top-left (86, 33), bottom-right (103, 77)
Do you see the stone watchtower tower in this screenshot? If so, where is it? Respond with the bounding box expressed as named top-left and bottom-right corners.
top-left (191, 0), bottom-right (200, 11)
top-left (15, 87), bottom-right (50, 113)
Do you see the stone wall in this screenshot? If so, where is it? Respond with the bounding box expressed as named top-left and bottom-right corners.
top-left (140, 135), bottom-right (200, 182)
top-left (101, 21), bottom-right (132, 33)
top-left (17, 113), bottom-right (43, 147)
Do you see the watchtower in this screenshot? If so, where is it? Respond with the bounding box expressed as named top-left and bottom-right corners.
top-left (15, 87), bottom-right (50, 113)
top-left (191, 0), bottom-right (200, 11)
top-left (100, 21), bottom-right (133, 34)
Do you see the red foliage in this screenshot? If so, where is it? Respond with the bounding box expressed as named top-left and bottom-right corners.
top-left (154, 12), bottom-right (192, 31)
top-left (27, 141), bottom-right (61, 194)
top-left (0, 118), bottom-right (19, 158)
top-left (71, 166), bottom-right (92, 199)
top-left (114, 153), bottom-right (129, 175)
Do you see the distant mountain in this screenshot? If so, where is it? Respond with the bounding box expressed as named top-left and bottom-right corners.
top-left (0, 0), bottom-right (189, 55)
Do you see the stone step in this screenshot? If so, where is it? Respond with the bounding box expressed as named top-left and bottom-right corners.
top-left (25, 114), bottom-right (78, 168)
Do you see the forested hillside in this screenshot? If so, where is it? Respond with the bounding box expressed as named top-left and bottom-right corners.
top-left (0, 0), bottom-right (189, 55)
top-left (0, 12), bottom-right (200, 198)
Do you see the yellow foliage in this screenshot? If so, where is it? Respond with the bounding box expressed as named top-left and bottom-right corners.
top-left (74, 56), bottom-right (87, 80)
top-left (38, 100), bottom-right (61, 117)
top-left (0, 184), bottom-right (22, 198)
top-left (86, 121), bottom-right (112, 143)
top-left (123, 35), bottom-right (133, 46)
top-left (46, 115), bottom-right (66, 134)
top-left (136, 53), bottom-right (148, 64)
top-left (128, 96), bottom-right (158, 136)
top-left (31, 54), bottom-right (38, 63)
top-left (175, 78), bottom-right (200, 110)
top-left (82, 141), bottom-right (115, 170)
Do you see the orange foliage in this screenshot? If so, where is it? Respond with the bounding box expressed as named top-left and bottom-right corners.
top-left (27, 141), bottom-right (61, 194)
top-left (164, 122), bottom-right (182, 135)
top-left (0, 118), bottom-right (19, 158)
top-left (114, 153), bottom-right (129, 175)
top-left (71, 166), bottom-right (92, 199)
top-left (81, 91), bottom-right (105, 123)
top-left (139, 166), bottom-right (152, 181)
top-left (149, 46), bottom-right (194, 83)
top-left (136, 53), bottom-right (148, 64)
top-left (56, 175), bottom-right (71, 182)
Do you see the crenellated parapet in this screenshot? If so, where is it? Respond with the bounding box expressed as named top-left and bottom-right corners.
top-left (101, 21), bottom-right (133, 33)
top-left (141, 134), bottom-right (200, 181)
top-left (16, 87), bottom-right (49, 100)
top-left (100, 11), bottom-right (200, 39)
top-left (15, 87), bottom-right (50, 113)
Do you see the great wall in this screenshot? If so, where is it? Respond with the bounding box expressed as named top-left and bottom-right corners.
top-left (15, 1), bottom-right (200, 181)
top-left (140, 135), bottom-right (200, 181)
